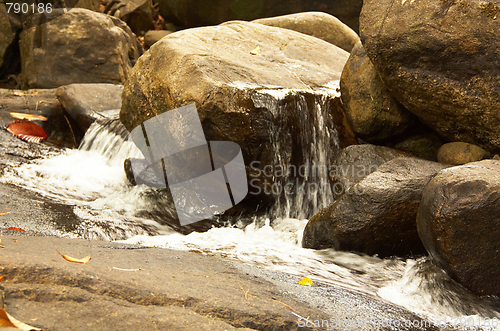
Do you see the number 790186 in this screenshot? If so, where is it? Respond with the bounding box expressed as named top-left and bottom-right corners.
top-left (5, 2), bottom-right (52, 14)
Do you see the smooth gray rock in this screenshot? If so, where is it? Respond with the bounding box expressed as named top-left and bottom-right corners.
top-left (331, 144), bottom-right (413, 193)
top-left (303, 158), bottom-right (448, 257)
top-left (56, 83), bottom-right (123, 132)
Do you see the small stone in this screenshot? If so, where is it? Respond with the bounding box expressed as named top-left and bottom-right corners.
top-left (437, 142), bottom-right (491, 165)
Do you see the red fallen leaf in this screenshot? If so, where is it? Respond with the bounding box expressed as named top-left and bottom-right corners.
top-left (8, 227), bottom-right (25, 232)
top-left (0, 276), bottom-right (4, 281)
top-left (6, 120), bottom-right (47, 143)
top-left (14, 239), bottom-right (18, 243)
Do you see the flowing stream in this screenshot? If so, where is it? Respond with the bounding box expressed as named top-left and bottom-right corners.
top-left (2, 98), bottom-right (500, 330)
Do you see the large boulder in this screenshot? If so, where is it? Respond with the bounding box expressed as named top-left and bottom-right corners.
top-left (19, 8), bottom-right (140, 89)
top-left (417, 160), bottom-right (500, 296)
top-left (157, 0), bottom-right (363, 33)
top-left (331, 144), bottom-right (412, 193)
top-left (120, 21), bottom-right (357, 214)
top-left (303, 158), bottom-right (448, 257)
top-left (360, 0), bottom-right (500, 153)
top-left (0, 6), bottom-right (17, 78)
top-left (253, 12), bottom-right (359, 52)
top-left (340, 41), bottom-right (416, 142)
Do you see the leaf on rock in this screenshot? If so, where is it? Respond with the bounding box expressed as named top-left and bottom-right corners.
top-left (250, 46), bottom-right (260, 55)
top-left (10, 113), bottom-right (48, 121)
top-left (112, 267), bottom-right (144, 271)
top-left (298, 277), bottom-right (313, 286)
top-left (56, 250), bottom-right (91, 264)
top-left (8, 227), bottom-right (25, 232)
top-left (0, 308), bottom-right (43, 330)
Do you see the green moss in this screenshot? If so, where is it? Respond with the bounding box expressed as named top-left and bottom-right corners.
top-left (479, 2), bottom-right (500, 19)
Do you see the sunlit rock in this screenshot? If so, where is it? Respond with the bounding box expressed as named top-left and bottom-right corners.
top-left (253, 12), bottom-right (360, 52)
top-left (120, 21), bottom-right (358, 218)
top-left (417, 160), bottom-right (500, 296)
top-left (360, 0), bottom-right (500, 153)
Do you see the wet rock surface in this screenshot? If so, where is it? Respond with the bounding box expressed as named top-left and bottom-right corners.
top-left (417, 160), bottom-right (500, 296)
top-left (303, 158), bottom-right (448, 258)
top-left (0, 234), bottom-right (439, 331)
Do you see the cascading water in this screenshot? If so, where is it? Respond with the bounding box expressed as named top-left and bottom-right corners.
top-left (251, 90), bottom-right (339, 220)
top-left (1, 94), bottom-right (500, 330)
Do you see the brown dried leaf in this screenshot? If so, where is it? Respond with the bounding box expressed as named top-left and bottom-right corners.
top-left (10, 113), bottom-right (48, 121)
top-left (0, 308), bottom-right (43, 330)
top-left (56, 250), bottom-right (91, 264)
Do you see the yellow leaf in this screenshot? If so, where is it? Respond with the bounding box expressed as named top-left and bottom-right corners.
top-left (56, 250), bottom-right (91, 264)
top-left (298, 277), bottom-right (313, 286)
top-left (10, 113), bottom-right (48, 121)
top-left (0, 308), bottom-right (42, 330)
top-left (0, 212), bottom-right (10, 216)
top-left (250, 46), bottom-right (260, 55)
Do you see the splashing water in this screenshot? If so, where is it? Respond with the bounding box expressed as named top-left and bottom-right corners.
top-left (1, 104), bottom-right (500, 329)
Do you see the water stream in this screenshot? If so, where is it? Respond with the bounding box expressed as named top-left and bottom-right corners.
top-left (1, 98), bottom-right (500, 330)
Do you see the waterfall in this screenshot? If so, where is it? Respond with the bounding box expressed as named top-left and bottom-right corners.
top-left (251, 89), bottom-right (341, 220)
top-left (78, 117), bottom-right (142, 165)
